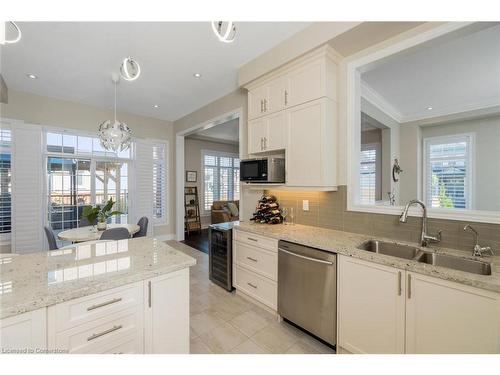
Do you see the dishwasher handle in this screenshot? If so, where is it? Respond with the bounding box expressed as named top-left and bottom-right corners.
top-left (279, 248), bottom-right (334, 265)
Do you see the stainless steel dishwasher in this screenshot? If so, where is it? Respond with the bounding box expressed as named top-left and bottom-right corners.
top-left (278, 240), bottom-right (337, 346)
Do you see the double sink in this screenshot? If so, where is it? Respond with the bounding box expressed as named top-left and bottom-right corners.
top-left (358, 240), bottom-right (492, 276)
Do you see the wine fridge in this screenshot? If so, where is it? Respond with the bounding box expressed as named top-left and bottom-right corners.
top-left (208, 222), bottom-right (236, 291)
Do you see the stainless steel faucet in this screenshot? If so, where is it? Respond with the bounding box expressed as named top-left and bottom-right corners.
top-left (399, 199), bottom-right (441, 247)
top-left (463, 224), bottom-right (494, 257)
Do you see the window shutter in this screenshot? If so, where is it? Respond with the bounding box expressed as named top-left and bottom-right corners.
top-left (11, 125), bottom-right (44, 253)
top-left (359, 145), bottom-right (378, 204)
top-left (152, 142), bottom-right (167, 223)
top-left (133, 139), bottom-right (153, 235)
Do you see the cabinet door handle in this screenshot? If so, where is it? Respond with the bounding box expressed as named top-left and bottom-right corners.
top-left (247, 237), bottom-right (258, 242)
top-left (247, 282), bottom-right (258, 289)
top-left (407, 274), bottom-right (412, 299)
top-left (264, 137), bottom-right (267, 150)
top-left (264, 99), bottom-right (267, 112)
top-left (260, 137), bottom-right (263, 151)
top-left (284, 90), bottom-right (288, 106)
top-left (87, 297), bottom-right (122, 311)
top-left (397, 271), bottom-right (402, 296)
top-left (148, 280), bottom-right (152, 308)
top-left (246, 256), bottom-right (258, 262)
top-left (260, 99), bottom-right (264, 113)
top-left (87, 325), bottom-right (123, 341)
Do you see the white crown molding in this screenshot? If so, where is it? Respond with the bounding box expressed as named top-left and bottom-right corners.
top-left (187, 133), bottom-right (239, 146)
top-left (400, 99), bottom-right (500, 124)
top-left (361, 81), bottom-right (403, 123)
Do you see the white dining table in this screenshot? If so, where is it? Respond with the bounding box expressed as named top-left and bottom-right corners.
top-left (57, 224), bottom-right (140, 243)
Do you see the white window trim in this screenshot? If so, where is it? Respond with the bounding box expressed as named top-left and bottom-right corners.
top-left (422, 133), bottom-right (475, 211)
top-left (200, 149), bottom-right (239, 215)
top-left (152, 139), bottom-right (168, 226)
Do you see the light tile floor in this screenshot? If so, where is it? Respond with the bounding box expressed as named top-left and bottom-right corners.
top-left (167, 240), bottom-right (336, 354)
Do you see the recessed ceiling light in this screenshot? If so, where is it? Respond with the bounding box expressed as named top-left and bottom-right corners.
top-left (193, 73), bottom-right (202, 78)
top-left (153, 104), bottom-right (160, 108)
top-left (27, 74), bottom-right (38, 80)
top-left (427, 106), bottom-right (433, 110)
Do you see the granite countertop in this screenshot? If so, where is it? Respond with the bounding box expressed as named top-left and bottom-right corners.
top-left (234, 222), bottom-right (500, 293)
top-left (0, 238), bottom-right (196, 320)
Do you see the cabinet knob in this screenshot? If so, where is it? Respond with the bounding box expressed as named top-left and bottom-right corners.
top-left (284, 90), bottom-right (288, 106)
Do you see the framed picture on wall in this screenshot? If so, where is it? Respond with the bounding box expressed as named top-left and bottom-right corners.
top-left (186, 170), bottom-right (197, 182)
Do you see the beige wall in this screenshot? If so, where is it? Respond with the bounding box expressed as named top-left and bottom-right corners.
top-left (184, 138), bottom-right (239, 227)
top-left (1, 90), bottom-right (175, 237)
top-left (174, 88), bottom-right (262, 226)
top-left (399, 115), bottom-right (500, 211)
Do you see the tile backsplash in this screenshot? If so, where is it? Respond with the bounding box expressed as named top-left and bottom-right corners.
top-left (265, 186), bottom-right (500, 253)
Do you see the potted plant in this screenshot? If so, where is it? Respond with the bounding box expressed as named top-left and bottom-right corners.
top-left (82, 198), bottom-right (123, 231)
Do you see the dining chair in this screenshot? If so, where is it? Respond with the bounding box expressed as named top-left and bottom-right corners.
top-left (100, 227), bottom-right (130, 240)
top-left (44, 226), bottom-right (59, 250)
top-left (133, 216), bottom-right (149, 238)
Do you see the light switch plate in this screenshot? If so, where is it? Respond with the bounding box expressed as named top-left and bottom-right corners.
top-left (302, 200), bottom-right (309, 211)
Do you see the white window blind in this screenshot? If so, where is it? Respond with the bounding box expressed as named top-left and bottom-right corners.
top-left (202, 151), bottom-right (240, 211)
top-left (424, 134), bottom-right (472, 209)
top-left (152, 142), bottom-right (167, 223)
top-left (11, 125), bottom-right (44, 253)
top-left (0, 129), bottom-right (12, 237)
top-left (133, 139), bottom-right (153, 234)
top-left (359, 144), bottom-right (379, 204)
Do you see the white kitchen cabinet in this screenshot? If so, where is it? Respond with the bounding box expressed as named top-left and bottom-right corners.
top-left (405, 272), bottom-right (500, 354)
top-left (144, 268), bottom-right (190, 354)
top-left (246, 46), bottom-right (339, 121)
top-left (286, 98), bottom-right (336, 188)
top-left (0, 309), bottom-right (47, 353)
top-left (338, 255), bottom-right (405, 354)
top-left (248, 111), bottom-right (286, 154)
top-left (233, 230), bottom-right (278, 311)
top-left (248, 85), bottom-right (267, 120)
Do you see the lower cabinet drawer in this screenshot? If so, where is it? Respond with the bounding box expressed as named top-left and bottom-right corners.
top-left (100, 333), bottom-right (144, 354)
top-left (234, 264), bottom-right (277, 310)
top-left (53, 307), bottom-right (143, 354)
top-left (234, 241), bottom-right (277, 281)
top-left (234, 230), bottom-right (278, 252)
top-left (52, 282), bottom-right (143, 332)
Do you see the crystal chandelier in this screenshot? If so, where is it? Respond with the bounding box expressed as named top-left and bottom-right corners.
top-left (211, 21), bottom-right (236, 43)
top-left (98, 75), bottom-right (132, 152)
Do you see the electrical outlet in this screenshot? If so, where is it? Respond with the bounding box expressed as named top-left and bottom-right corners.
top-left (302, 200), bottom-right (309, 211)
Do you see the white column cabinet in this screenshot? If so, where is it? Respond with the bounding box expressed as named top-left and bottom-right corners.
top-left (286, 98), bottom-right (336, 188)
top-left (405, 272), bottom-right (500, 354)
top-left (144, 268), bottom-right (190, 354)
top-left (248, 117), bottom-right (268, 154)
top-left (248, 86), bottom-right (267, 120)
top-left (338, 255), bottom-right (405, 354)
top-left (338, 255), bottom-right (500, 354)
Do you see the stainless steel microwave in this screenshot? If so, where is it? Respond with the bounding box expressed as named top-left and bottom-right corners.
top-left (240, 156), bottom-right (285, 183)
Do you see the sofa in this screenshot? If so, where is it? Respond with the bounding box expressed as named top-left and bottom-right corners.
top-left (211, 200), bottom-right (239, 224)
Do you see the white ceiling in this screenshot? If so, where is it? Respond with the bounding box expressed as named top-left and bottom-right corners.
top-left (0, 22), bottom-right (310, 121)
top-left (361, 23), bottom-right (500, 122)
top-left (188, 117), bottom-right (239, 144)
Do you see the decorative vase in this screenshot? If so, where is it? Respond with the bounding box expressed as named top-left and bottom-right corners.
top-left (97, 221), bottom-right (107, 231)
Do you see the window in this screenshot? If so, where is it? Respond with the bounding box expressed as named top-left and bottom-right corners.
top-left (152, 142), bottom-right (167, 222)
top-left (359, 143), bottom-right (380, 204)
top-left (424, 134), bottom-right (473, 209)
top-left (0, 129), bottom-right (11, 238)
top-left (45, 131), bottom-right (131, 242)
top-left (202, 151), bottom-right (240, 211)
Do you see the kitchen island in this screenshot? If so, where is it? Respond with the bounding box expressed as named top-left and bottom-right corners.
top-left (0, 238), bottom-right (196, 354)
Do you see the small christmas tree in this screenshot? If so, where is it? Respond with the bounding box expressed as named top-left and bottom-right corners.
top-left (250, 195), bottom-right (283, 224)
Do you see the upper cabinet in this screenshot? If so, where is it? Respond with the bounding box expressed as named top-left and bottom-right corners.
top-left (245, 45), bottom-right (340, 190)
top-left (247, 46), bottom-right (338, 121)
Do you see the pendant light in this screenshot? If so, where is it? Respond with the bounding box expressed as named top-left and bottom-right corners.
top-left (98, 74), bottom-right (132, 152)
top-left (211, 21), bottom-right (236, 43)
top-left (120, 56), bottom-right (141, 81)
top-left (0, 22), bottom-right (22, 45)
